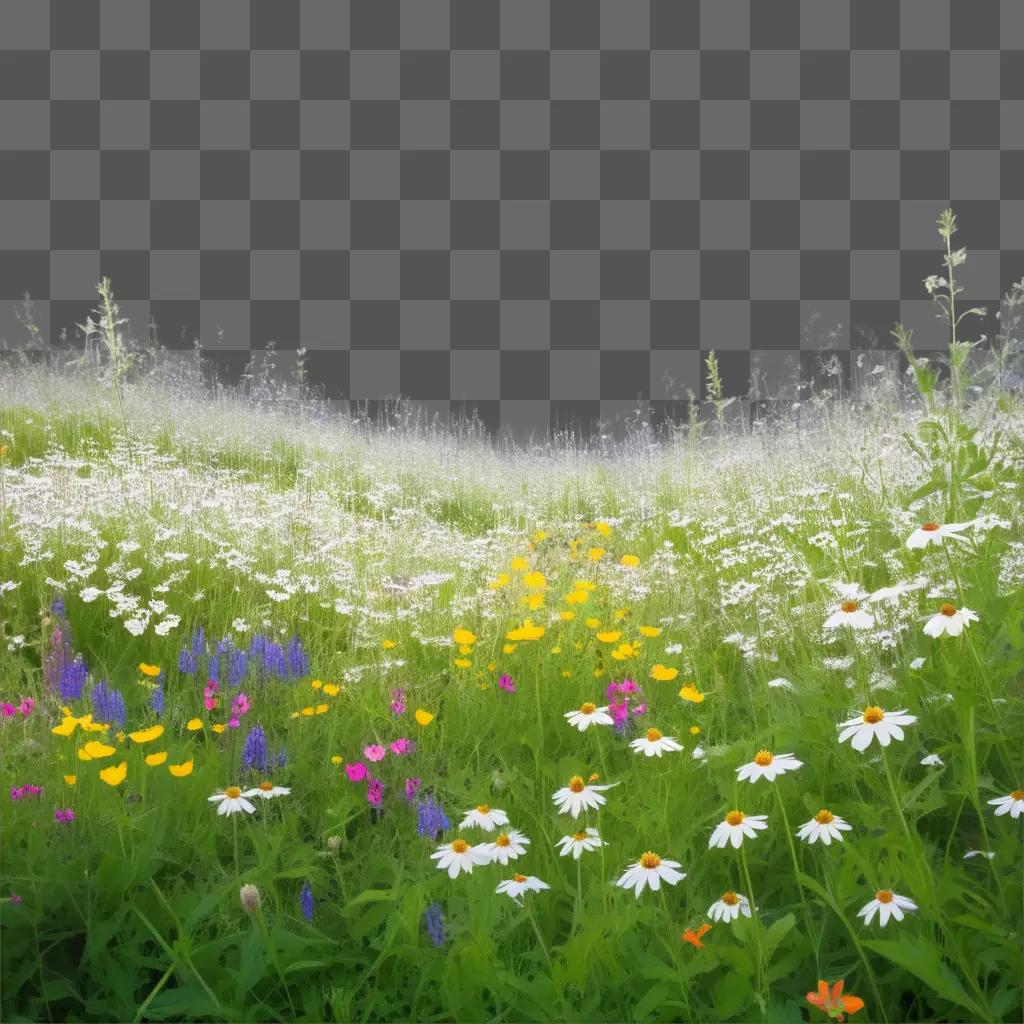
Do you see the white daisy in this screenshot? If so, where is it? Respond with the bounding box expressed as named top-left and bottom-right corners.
top-left (857, 889), bottom-right (917, 927)
top-left (905, 521), bottom-right (972, 549)
top-left (629, 727), bottom-right (683, 758)
top-left (459, 804), bottom-right (510, 831)
top-left (430, 837), bottom-right (492, 878)
top-left (837, 706), bottom-right (917, 752)
top-left (564, 702), bottom-right (614, 731)
top-left (243, 780), bottom-right (291, 800)
top-left (208, 786), bottom-right (257, 817)
top-left (709, 810), bottom-right (769, 849)
top-left (736, 749), bottom-right (803, 784)
top-left (923, 603), bottom-right (979, 638)
top-left (615, 851), bottom-right (686, 898)
top-left (988, 789), bottom-right (1024, 819)
top-left (479, 828), bottom-right (530, 866)
top-left (555, 827), bottom-right (606, 860)
top-left (796, 808), bottom-right (853, 845)
top-left (867, 580), bottom-right (923, 603)
top-left (824, 600), bottom-right (874, 630)
top-left (551, 775), bottom-right (619, 818)
top-left (495, 873), bottom-right (550, 899)
top-left (707, 891), bottom-right (752, 923)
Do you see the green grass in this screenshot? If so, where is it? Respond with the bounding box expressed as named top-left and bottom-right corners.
top-left (0, 211), bottom-right (1023, 1022)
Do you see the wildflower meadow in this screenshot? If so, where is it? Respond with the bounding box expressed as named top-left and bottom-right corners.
top-left (1, 211), bottom-right (1023, 1021)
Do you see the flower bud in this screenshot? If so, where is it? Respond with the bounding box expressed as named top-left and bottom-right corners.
top-left (239, 884), bottom-right (261, 914)
top-left (326, 835), bottom-right (342, 853)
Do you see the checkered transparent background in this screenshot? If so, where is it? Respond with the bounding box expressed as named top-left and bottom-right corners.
top-left (2, 0), bottom-right (1023, 437)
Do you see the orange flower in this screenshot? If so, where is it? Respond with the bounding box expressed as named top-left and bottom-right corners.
top-left (680, 923), bottom-right (711, 949)
top-left (806, 980), bottom-right (865, 1022)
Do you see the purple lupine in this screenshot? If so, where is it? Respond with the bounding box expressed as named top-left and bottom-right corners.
top-left (44, 603), bottom-right (74, 694)
top-left (416, 795), bottom-right (450, 838)
top-left (285, 635), bottom-right (309, 679)
top-left (178, 646), bottom-right (197, 675)
top-left (228, 648), bottom-right (249, 687)
top-left (150, 682), bottom-right (165, 717)
top-left (57, 658), bottom-right (88, 702)
top-left (191, 626), bottom-right (205, 656)
top-left (241, 723), bottom-right (268, 772)
top-left (424, 903), bottom-right (445, 947)
top-left (300, 884), bottom-right (314, 922)
top-left (90, 680), bottom-right (125, 729)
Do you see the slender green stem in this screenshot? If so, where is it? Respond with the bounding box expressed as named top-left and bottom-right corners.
top-left (658, 886), bottom-right (692, 1020)
top-left (525, 901), bottom-right (552, 969)
top-left (739, 842), bottom-right (767, 1018)
top-left (773, 785), bottom-right (819, 971)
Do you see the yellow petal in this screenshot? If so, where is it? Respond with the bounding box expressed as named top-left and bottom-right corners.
top-left (588, 547), bottom-right (605, 561)
top-left (560, 610), bottom-right (576, 621)
top-left (689, 726), bottom-right (701, 735)
top-left (415, 708), bottom-right (435, 726)
top-left (381, 639), bottom-right (396, 649)
top-left (323, 683), bottom-right (341, 696)
top-left (638, 626), bottom-right (661, 637)
top-left (453, 627), bottom-right (477, 646)
top-left (621, 554), bottom-right (640, 567)
top-left (145, 751), bottom-right (168, 766)
top-left (315, 703), bottom-right (329, 714)
top-left (168, 759), bottom-right (193, 777)
top-left (128, 723), bottom-right (165, 744)
top-left (77, 748), bottom-right (92, 761)
top-left (650, 664), bottom-right (679, 682)
top-left (82, 740), bottom-right (117, 759)
top-left (596, 630), bottom-right (622, 643)
top-left (51, 718), bottom-right (78, 737)
top-left (99, 761), bottom-right (128, 786)
top-left (510, 557), bottom-right (528, 572)
top-left (454, 657), bottom-right (471, 669)
top-left (63, 774), bottom-right (77, 785)
top-left (138, 663), bottom-right (161, 677)
top-left (594, 521), bottom-right (612, 536)
top-left (311, 679), bottom-right (323, 689)
top-left (211, 723), bottom-right (225, 734)
top-left (679, 684), bottom-right (705, 704)
top-left (301, 706), bottom-right (315, 716)
top-left (330, 755), bottom-right (342, 765)
top-left (186, 718), bottom-right (203, 731)
top-left (522, 571), bottom-right (546, 589)
top-left (502, 643), bottom-right (517, 655)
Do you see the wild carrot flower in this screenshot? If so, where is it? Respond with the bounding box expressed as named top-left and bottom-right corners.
top-left (806, 979), bottom-right (865, 1022)
top-left (615, 851), bottom-right (686, 898)
top-left (923, 603), bottom-right (979, 637)
top-left (736, 750), bottom-right (803, 783)
top-left (837, 707), bottom-right (917, 752)
top-left (856, 889), bottom-right (917, 927)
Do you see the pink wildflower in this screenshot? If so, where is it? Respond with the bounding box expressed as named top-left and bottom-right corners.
top-left (405, 777), bottom-right (422, 801)
top-left (364, 744), bottom-right (387, 762)
top-left (498, 674), bottom-right (517, 693)
top-left (10, 893), bottom-right (23, 904)
top-left (1, 703), bottom-right (15, 718)
top-left (390, 737), bottom-right (413, 756)
top-left (345, 762), bottom-right (368, 782)
top-left (18, 697), bottom-right (35, 717)
top-left (367, 778), bottom-right (384, 806)
top-left (390, 689), bottom-right (406, 716)
top-left (54, 807), bottom-right (75, 823)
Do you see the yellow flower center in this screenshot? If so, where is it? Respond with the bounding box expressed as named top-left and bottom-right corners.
top-left (725, 810), bottom-right (744, 826)
top-left (646, 728), bottom-right (663, 742)
top-left (451, 839), bottom-right (469, 854)
top-left (1011, 790), bottom-right (1024, 801)
top-left (513, 873), bottom-right (528, 883)
top-left (863, 706), bottom-right (884, 724)
top-left (939, 603), bottom-right (956, 616)
top-left (815, 809), bottom-right (835, 824)
top-left (225, 786), bottom-right (242, 799)
top-left (568, 775), bottom-right (585, 793)
top-left (922, 522), bottom-right (940, 532)
top-left (875, 889), bottom-right (893, 904)
top-left (574, 830), bottom-right (588, 841)
top-left (476, 804), bottom-right (489, 814)
top-left (840, 600), bottom-right (859, 613)
top-left (259, 781), bottom-right (273, 791)
top-left (722, 891), bottom-right (738, 906)
top-left (754, 749), bottom-right (773, 766)
top-left (580, 702), bottom-right (597, 714)
top-left (639, 851), bottom-right (661, 869)
top-left (495, 834), bottom-right (511, 847)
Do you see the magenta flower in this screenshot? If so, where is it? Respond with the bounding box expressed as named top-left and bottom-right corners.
top-left (632, 702), bottom-right (648, 716)
top-left (390, 688), bottom-right (406, 716)
top-left (364, 744), bottom-right (387, 762)
top-left (405, 777), bottom-right (422, 802)
top-left (498, 674), bottom-right (517, 693)
top-left (232, 693), bottom-right (251, 717)
top-left (54, 807), bottom-right (75, 824)
top-left (18, 697), bottom-right (35, 717)
top-left (345, 762), bottom-right (368, 782)
top-left (367, 778), bottom-right (384, 806)
top-left (389, 737), bottom-right (413, 756)
top-left (1, 703), bottom-right (15, 718)
top-left (10, 893), bottom-right (23, 905)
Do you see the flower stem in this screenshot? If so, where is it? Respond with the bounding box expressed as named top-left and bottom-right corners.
top-left (526, 901), bottom-right (552, 969)
top-left (773, 785), bottom-right (819, 972)
top-left (739, 842), bottom-right (767, 1017)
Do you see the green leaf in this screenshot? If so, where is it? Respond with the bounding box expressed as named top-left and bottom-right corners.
top-left (861, 938), bottom-right (984, 1019)
top-left (763, 912), bottom-right (796, 959)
